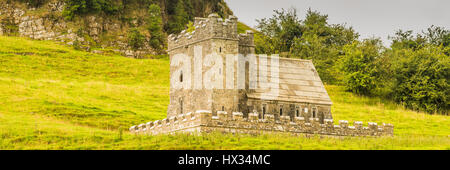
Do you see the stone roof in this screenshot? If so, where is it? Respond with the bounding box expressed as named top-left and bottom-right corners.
top-left (247, 57), bottom-right (332, 105)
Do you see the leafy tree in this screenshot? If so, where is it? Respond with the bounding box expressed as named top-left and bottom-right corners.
top-left (62, 0), bottom-right (119, 20)
top-left (338, 38), bottom-right (384, 95)
top-left (422, 25), bottom-right (450, 47)
top-left (288, 8), bottom-right (358, 83)
top-left (148, 4), bottom-right (164, 50)
top-left (256, 8), bottom-right (303, 54)
top-left (391, 46), bottom-right (449, 114)
top-left (166, 0), bottom-right (189, 34)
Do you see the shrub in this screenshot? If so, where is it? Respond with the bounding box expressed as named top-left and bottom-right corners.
top-left (62, 0), bottom-right (119, 20)
top-left (128, 28), bottom-right (145, 50)
top-left (338, 39), bottom-right (383, 95)
top-left (391, 46), bottom-right (449, 114)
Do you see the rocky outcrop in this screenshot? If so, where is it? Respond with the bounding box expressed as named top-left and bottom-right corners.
top-left (0, 1), bottom-right (155, 58)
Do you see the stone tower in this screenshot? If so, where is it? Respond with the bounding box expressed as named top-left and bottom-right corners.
top-left (166, 14), bottom-right (254, 118)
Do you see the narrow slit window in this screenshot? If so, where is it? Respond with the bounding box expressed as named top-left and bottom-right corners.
top-left (179, 98), bottom-right (183, 114)
top-left (179, 71), bottom-right (183, 82)
top-left (262, 104), bottom-right (266, 119)
top-left (279, 106), bottom-right (283, 116)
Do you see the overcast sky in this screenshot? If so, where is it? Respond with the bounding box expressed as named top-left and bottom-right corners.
top-left (225, 0), bottom-right (450, 46)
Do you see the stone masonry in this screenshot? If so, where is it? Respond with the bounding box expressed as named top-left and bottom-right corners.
top-left (130, 14), bottom-right (394, 136)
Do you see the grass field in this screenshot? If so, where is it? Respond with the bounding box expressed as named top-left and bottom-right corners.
top-left (0, 36), bottom-right (448, 150)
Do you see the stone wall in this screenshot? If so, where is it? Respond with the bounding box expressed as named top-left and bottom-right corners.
top-left (130, 110), bottom-right (394, 137)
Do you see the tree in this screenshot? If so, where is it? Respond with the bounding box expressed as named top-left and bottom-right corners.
top-left (167, 0), bottom-right (189, 34)
top-left (289, 8), bottom-right (359, 83)
top-left (256, 7), bottom-right (303, 54)
top-left (422, 25), bottom-right (450, 47)
top-left (391, 45), bottom-right (449, 114)
top-left (338, 39), bottom-right (383, 95)
top-left (148, 4), bottom-right (164, 50)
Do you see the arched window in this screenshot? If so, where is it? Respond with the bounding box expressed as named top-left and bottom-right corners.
top-left (222, 106), bottom-right (225, 111)
top-left (219, 47), bottom-right (222, 53)
top-left (296, 106), bottom-right (300, 117)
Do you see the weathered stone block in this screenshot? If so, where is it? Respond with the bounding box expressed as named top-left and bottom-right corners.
top-left (169, 116), bottom-right (176, 124)
top-left (265, 114), bottom-right (275, 123)
top-left (354, 121), bottom-right (363, 130)
top-left (324, 119), bottom-right (333, 127)
top-left (129, 125), bottom-right (136, 133)
top-left (249, 112), bottom-right (258, 121)
top-left (232, 112), bottom-right (243, 121)
top-left (146, 121), bottom-right (153, 129)
top-left (280, 116), bottom-right (290, 124)
top-left (339, 120), bottom-right (349, 128)
top-left (197, 110), bottom-right (212, 125)
top-left (294, 117), bottom-right (305, 124)
top-left (217, 111), bottom-right (228, 121)
top-left (186, 112), bottom-right (193, 120)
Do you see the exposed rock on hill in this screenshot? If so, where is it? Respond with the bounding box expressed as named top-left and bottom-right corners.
top-left (0, 0), bottom-right (233, 58)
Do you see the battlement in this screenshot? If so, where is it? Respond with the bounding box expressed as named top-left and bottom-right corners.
top-left (167, 14), bottom-right (254, 52)
top-left (129, 110), bottom-right (394, 137)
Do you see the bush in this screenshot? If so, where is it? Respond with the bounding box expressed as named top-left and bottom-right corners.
top-left (391, 46), bottom-right (449, 114)
top-left (62, 0), bottom-right (119, 20)
top-left (128, 28), bottom-right (145, 50)
top-left (15, 0), bottom-right (47, 7)
top-left (338, 39), bottom-right (383, 95)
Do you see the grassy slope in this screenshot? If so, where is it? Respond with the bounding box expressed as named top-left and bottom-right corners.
top-left (0, 36), bottom-right (448, 150)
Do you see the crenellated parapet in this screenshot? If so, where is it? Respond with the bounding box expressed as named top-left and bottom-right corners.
top-left (238, 30), bottom-right (255, 47)
top-left (130, 110), bottom-right (394, 137)
top-left (167, 14), bottom-right (239, 52)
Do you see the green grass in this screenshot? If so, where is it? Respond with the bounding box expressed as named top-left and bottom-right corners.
top-left (0, 36), bottom-right (449, 150)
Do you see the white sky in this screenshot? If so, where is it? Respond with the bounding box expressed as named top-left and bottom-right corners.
top-left (225, 0), bottom-right (450, 46)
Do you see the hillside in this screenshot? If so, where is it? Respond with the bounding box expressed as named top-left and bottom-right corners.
top-left (0, 36), bottom-right (448, 149)
top-left (0, 0), bottom-right (233, 58)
